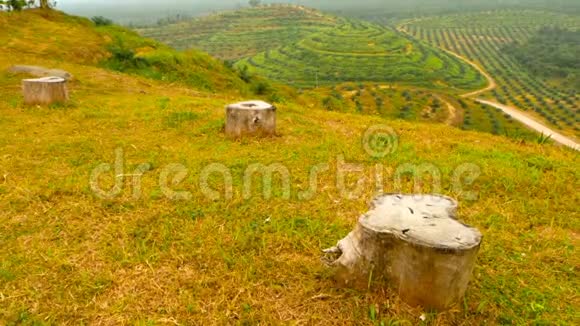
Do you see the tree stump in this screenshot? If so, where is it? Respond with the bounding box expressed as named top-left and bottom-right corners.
top-left (9, 65), bottom-right (72, 80)
top-left (324, 194), bottom-right (482, 310)
top-left (225, 100), bottom-right (276, 138)
top-left (22, 76), bottom-right (69, 106)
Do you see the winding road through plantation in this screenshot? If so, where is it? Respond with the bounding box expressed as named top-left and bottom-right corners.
top-left (397, 22), bottom-right (579, 151)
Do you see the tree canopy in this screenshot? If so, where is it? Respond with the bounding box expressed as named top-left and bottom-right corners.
top-left (504, 27), bottom-right (580, 89)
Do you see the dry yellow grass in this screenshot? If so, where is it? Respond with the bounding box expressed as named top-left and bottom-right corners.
top-left (0, 9), bottom-right (578, 325)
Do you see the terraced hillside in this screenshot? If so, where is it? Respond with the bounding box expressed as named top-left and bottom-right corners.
top-left (138, 6), bottom-right (486, 91)
top-left (305, 83), bottom-right (538, 140)
top-left (239, 18), bottom-right (485, 89)
top-left (136, 5), bottom-right (337, 60)
top-left (402, 10), bottom-right (580, 140)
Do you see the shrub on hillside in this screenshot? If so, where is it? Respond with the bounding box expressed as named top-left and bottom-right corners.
top-left (92, 16), bottom-right (113, 26)
top-left (322, 96), bottom-right (345, 111)
top-left (251, 80), bottom-right (272, 95)
top-left (100, 33), bottom-right (216, 91)
top-left (1, 0), bottom-right (25, 11)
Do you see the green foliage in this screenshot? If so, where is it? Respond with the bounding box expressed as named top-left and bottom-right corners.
top-left (322, 96), bottom-right (344, 111)
top-left (136, 5), bottom-right (485, 91)
top-left (97, 25), bottom-right (248, 92)
top-left (136, 6), bottom-right (338, 60)
top-left (407, 9), bottom-right (580, 139)
top-left (321, 89), bottom-right (347, 111)
top-left (1, 0), bottom-right (26, 11)
top-left (251, 80), bottom-right (272, 95)
top-left (1, 0), bottom-right (56, 10)
top-left (248, 0), bottom-right (261, 7)
top-left (504, 27), bottom-right (580, 89)
top-left (233, 16), bottom-right (484, 89)
top-left (237, 65), bottom-right (252, 83)
top-left (536, 133), bottom-right (553, 145)
top-left (91, 16), bottom-right (113, 26)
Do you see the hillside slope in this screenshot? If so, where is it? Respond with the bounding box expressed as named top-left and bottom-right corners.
top-left (0, 9), bottom-right (578, 325)
top-left (0, 9), bottom-right (251, 94)
top-left (137, 6), bottom-right (486, 90)
top-left (137, 5), bottom-right (338, 60)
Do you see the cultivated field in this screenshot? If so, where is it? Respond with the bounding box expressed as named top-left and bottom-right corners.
top-left (304, 83), bottom-right (538, 140)
top-left (402, 10), bottom-right (580, 140)
top-left (136, 5), bottom-right (338, 60)
top-left (137, 6), bottom-right (486, 91)
top-left (237, 17), bottom-right (485, 90)
top-left (136, 6), bottom-right (545, 141)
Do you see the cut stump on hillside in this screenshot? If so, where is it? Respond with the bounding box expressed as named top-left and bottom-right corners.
top-left (9, 65), bottom-right (73, 80)
top-left (323, 194), bottom-right (482, 310)
top-left (225, 100), bottom-right (276, 138)
top-left (22, 76), bottom-right (69, 106)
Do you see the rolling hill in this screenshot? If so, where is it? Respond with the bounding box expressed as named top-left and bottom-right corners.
top-left (0, 8), bottom-right (578, 325)
top-left (136, 5), bottom-right (538, 140)
top-left (137, 5), bottom-right (487, 90)
top-left (137, 5), bottom-right (338, 60)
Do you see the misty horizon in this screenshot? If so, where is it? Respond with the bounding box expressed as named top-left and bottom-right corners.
top-left (56, 0), bottom-right (580, 24)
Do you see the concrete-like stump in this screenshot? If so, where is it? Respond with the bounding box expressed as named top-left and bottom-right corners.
top-left (225, 100), bottom-right (276, 138)
top-left (324, 194), bottom-right (482, 310)
top-left (22, 76), bottom-right (68, 106)
top-left (9, 65), bottom-right (73, 80)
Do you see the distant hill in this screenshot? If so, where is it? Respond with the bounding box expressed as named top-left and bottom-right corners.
top-left (137, 6), bottom-right (486, 90)
top-left (137, 5), bottom-right (338, 60)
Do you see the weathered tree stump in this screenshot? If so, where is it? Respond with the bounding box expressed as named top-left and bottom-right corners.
top-left (9, 65), bottom-right (72, 80)
top-left (22, 76), bottom-right (69, 106)
top-left (225, 100), bottom-right (276, 138)
top-left (324, 194), bottom-right (482, 310)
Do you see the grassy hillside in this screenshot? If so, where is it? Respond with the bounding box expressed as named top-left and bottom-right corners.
top-left (138, 6), bottom-right (487, 90)
top-left (1, 9), bottom-right (579, 325)
top-left (0, 8), bottom-right (253, 94)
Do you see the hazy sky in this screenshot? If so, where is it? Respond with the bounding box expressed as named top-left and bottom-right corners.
top-left (57, 1), bottom-right (330, 23)
top-left (56, 0), bottom-right (578, 23)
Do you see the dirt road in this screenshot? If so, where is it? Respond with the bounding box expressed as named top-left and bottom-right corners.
top-left (476, 99), bottom-right (579, 150)
top-left (397, 22), bottom-right (579, 151)
top-left (433, 95), bottom-right (458, 126)
top-left (451, 50), bottom-right (579, 151)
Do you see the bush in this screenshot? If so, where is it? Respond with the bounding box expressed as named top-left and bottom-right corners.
top-left (92, 16), bottom-right (113, 26)
top-left (104, 41), bottom-right (149, 71)
top-left (251, 80), bottom-right (273, 95)
top-left (1, 0), bottom-right (25, 11)
top-left (267, 92), bottom-right (285, 104)
top-left (102, 40), bottom-right (216, 91)
top-left (322, 96), bottom-right (344, 111)
top-left (237, 65), bottom-right (252, 83)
